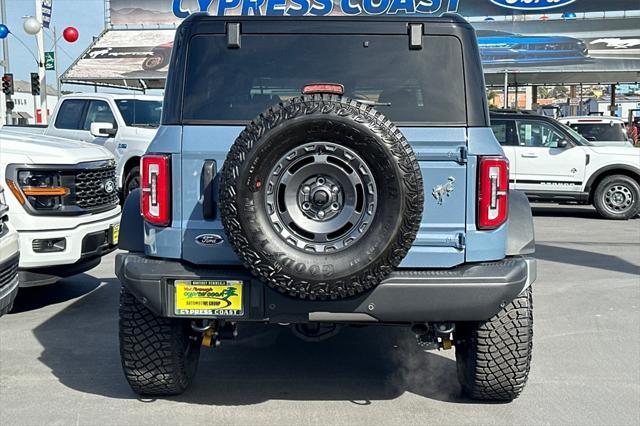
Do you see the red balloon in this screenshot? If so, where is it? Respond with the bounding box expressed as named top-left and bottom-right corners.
top-left (63, 27), bottom-right (79, 43)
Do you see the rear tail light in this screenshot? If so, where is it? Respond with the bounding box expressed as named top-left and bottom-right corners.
top-left (477, 157), bottom-right (509, 230)
top-left (141, 154), bottom-right (171, 226)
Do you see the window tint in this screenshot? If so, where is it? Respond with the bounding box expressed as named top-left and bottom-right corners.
top-left (54, 99), bottom-right (86, 130)
top-left (115, 100), bottom-right (162, 127)
top-left (569, 123), bottom-right (628, 142)
top-left (183, 34), bottom-right (466, 125)
top-left (491, 119), bottom-right (518, 146)
top-left (516, 120), bottom-right (566, 148)
top-left (82, 101), bottom-right (117, 131)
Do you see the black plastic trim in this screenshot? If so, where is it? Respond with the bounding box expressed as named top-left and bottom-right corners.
top-left (583, 164), bottom-right (640, 193)
top-left (118, 188), bottom-right (144, 253)
top-left (525, 191), bottom-right (589, 203)
top-left (116, 253), bottom-right (535, 323)
top-left (506, 190), bottom-right (535, 256)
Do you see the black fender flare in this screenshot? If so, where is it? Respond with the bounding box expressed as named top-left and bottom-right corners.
top-left (506, 190), bottom-right (535, 256)
top-left (118, 189), bottom-right (145, 253)
top-left (584, 164), bottom-right (640, 193)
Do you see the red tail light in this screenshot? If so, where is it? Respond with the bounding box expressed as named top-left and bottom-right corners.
top-left (303, 83), bottom-right (344, 95)
top-left (478, 157), bottom-right (509, 230)
top-left (141, 154), bottom-right (171, 226)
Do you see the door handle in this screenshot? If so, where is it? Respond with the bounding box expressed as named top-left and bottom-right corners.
top-left (521, 152), bottom-right (538, 158)
top-left (202, 160), bottom-right (217, 220)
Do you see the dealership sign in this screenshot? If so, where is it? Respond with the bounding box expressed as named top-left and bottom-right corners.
top-left (489, 0), bottom-right (576, 11)
top-left (171, 0), bottom-right (460, 17)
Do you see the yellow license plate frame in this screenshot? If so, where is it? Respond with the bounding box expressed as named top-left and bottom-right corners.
top-left (174, 280), bottom-right (244, 316)
top-left (111, 223), bottom-right (120, 245)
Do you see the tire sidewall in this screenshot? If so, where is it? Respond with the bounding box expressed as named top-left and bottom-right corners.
top-left (594, 175), bottom-right (640, 220)
top-left (221, 96), bottom-right (423, 299)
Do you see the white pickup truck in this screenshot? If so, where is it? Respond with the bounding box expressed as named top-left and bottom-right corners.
top-left (0, 130), bottom-right (121, 286)
top-left (491, 111), bottom-right (640, 220)
top-left (7, 93), bottom-right (162, 196)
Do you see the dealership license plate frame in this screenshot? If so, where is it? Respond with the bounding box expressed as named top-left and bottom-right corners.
top-left (110, 223), bottom-right (120, 245)
top-left (174, 280), bottom-right (244, 317)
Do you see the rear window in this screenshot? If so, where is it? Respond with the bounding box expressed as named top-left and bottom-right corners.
top-left (182, 34), bottom-right (466, 125)
top-left (568, 123), bottom-right (629, 142)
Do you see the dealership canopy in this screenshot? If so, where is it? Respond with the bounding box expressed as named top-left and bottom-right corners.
top-left (61, 0), bottom-right (640, 89)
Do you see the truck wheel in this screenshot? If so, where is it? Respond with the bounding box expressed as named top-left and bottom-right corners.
top-left (220, 94), bottom-right (424, 300)
top-left (119, 287), bottom-right (202, 396)
top-left (593, 175), bottom-right (640, 220)
top-left (455, 286), bottom-right (533, 401)
top-left (123, 166), bottom-right (140, 197)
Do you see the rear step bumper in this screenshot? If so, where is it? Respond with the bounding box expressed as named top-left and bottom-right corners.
top-left (116, 253), bottom-right (536, 323)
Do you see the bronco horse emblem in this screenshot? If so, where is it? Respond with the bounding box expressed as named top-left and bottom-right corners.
top-left (432, 177), bottom-right (456, 205)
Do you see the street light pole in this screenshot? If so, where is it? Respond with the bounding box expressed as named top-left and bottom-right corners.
top-left (34, 0), bottom-right (48, 124)
top-left (1, 0), bottom-right (12, 125)
top-left (53, 26), bottom-right (60, 97)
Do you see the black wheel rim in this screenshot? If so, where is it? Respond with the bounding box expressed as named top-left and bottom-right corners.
top-left (265, 142), bottom-right (377, 253)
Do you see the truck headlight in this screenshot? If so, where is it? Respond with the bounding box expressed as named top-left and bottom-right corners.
top-left (12, 170), bottom-right (69, 211)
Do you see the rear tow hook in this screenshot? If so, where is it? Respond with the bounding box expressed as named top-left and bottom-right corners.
top-left (412, 322), bottom-right (455, 350)
top-left (191, 320), bottom-right (237, 348)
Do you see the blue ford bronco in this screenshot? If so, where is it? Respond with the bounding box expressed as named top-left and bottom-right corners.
top-left (116, 14), bottom-right (537, 401)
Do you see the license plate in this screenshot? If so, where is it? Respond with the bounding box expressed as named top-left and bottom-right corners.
top-left (174, 280), bottom-right (244, 316)
top-left (110, 223), bottom-right (120, 245)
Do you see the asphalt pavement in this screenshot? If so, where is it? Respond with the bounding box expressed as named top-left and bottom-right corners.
top-left (1, 204), bottom-right (638, 425)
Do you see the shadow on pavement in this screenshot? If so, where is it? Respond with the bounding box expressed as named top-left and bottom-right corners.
top-left (32, 278), bottom-right (471, 405)
top-left (536, 243), bottom-right (640, 276)
top-left (10, 273), bottom-right (103, 313)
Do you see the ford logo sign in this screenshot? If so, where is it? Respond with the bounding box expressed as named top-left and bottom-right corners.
top-left (489, 0), bottom-right (576, 10)
top-left (103, 180), bottom-right (115, 194)
top-left (196, 234), bottom-right (224, 247)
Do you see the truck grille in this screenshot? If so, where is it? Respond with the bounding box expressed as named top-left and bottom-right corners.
top-left (74, 165), bottom-right (119, 211)
top-left (0, 254), bottom-right (19, 290)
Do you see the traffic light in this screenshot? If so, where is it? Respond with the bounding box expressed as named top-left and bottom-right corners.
top-left (31, 73), bottom-right (40, 96)
top-left (2, 73), bottom-right (14, 96)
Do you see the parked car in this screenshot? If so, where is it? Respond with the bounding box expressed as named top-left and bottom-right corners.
top-left (476, 30), bottom-right (589, 65)
top-left (0, 184), bottom-right (19, 316)
top-left (115, 15), bottom-right (537, 401)
top-left (6, 93), bottom-right (163, 197)
top-left (562, 116), bottom-right (634, 147)
top-left (491, 110), bottom-right (640, 219)
top-left (0, 130), bottom-right (121, 286)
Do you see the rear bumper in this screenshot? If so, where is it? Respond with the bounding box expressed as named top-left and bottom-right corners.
top-left (116, 253), bottom-right (536, 323)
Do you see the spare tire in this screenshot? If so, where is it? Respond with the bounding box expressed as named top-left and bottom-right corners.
top-left (220, 94), bottom-right (423, 300)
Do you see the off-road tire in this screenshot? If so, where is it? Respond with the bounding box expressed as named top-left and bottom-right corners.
top-left (219, 94), bottom-right (423, 300)
top-left (455, 286), bottom-right (533, 401)
top-left (593, 174), bottom-right (640, 220)
top-left (123, 166), bottom-right (140, 198)
top-left (119, 287), bottom-right (202, 396)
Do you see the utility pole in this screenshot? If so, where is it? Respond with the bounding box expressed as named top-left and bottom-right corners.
top-left (52, 26), bottom-right (60, 97)
top-left (1, 0), bottom-right (12, 125)
top-left (35, 0), bottom-right (48, 124)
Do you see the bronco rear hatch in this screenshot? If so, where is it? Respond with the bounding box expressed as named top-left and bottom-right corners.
top-left (163, 18), bottom-right (490, 269)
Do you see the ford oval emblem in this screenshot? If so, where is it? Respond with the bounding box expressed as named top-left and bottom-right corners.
top-left (489, 0), bottom-right (576, 10)
top-left (196, 234), bottom-right (224, 247)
